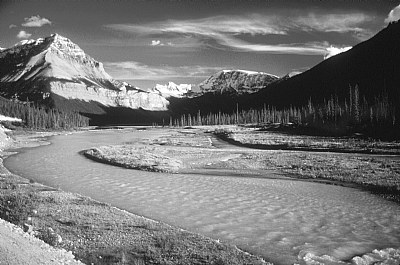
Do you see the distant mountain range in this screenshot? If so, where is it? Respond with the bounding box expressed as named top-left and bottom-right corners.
top-left (1, 20), bottom-right (399, 125)
top-left (148, 82), bottom-right (193, 98)
top-left (0, 34), bottom-right (279, 119)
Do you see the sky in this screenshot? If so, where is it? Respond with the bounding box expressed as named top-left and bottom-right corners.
top-left (1, 0), bottom-right (400, 89)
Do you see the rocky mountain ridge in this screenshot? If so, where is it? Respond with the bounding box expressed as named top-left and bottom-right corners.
top-left (0, 34), bottom-right (169, 112)
top-left (199, 70), bottom-right (279, 94)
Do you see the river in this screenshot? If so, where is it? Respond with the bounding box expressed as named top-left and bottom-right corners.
top-left (5, 128), bottom-right (400, 265)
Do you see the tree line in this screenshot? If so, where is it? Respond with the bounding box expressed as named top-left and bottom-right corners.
top-left (169, 85), bottom-right (397, 135)
top-left (0, 98), bottom-right (89, 129)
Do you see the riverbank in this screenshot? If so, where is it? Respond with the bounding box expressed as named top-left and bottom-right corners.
top-left (83, 126), bottom-right (400, 204)
top-left (213, 126), bottom-right (400, 202)
top-left (0, 127), bottom-right (268, 265)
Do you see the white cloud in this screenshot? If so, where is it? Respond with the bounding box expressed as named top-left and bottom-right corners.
top-left (9, 24), bottom-right (17, 29)
top-left (16, 30), bottom-right (32, 39)
top-left (150, 40), bottom-right (174, 46)
top-left (324, 46), bottom-right (352, 59)
top-left (22, 15), bottom-right (52, 27)
top-left (151, 40), bottom-right (162, 46)
top-left (104, 61), bottom-right (225, 81)
top-left (105, 12), bottom-right (370, 56)
top-left (385, 4), bottom-right (400, 23)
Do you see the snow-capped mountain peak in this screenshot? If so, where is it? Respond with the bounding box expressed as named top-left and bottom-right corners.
top-left (150, 82), bottom-right (192, 98)
top-left (0, 34), bottom-right (169, 111)
top-left (0, 34), bottom-right (112, 82)
top-left (48, 33), bottom-right (87, 60)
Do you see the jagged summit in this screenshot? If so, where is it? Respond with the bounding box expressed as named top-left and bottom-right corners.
top-left (0, 34), bottom-right (111, 83)
top-left (0, 34), bottom-right (168, 112)
top-left (4, 33), bottom-right (84, 57)
top-left (48, 33), bottom-right (87, 58)
top-left (9, 33), bottom-right (78, 49)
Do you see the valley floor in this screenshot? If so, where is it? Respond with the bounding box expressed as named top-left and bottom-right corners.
top-left (84, 125), bottom-right (400, 204)
top-left (1, 125), bottom-right (399, 265)
top-left (0, 127), bottom-right (267, 265)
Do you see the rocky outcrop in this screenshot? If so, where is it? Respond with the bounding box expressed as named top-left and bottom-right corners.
top-left (0, 34), bottom-right (169, 111)
top-left (199, 70), bottom-right (279, 94)
top-left (50, 81), bottom-right (168, 110)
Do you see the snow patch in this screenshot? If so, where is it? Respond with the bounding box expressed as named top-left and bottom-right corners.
top-left (0, 115), bottom-right (22, 122)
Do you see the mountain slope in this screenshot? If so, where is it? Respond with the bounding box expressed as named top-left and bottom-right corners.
top-left (0, 34), bottom-right (168, 113)
top-left (250, 21), bottom-right (400, 109)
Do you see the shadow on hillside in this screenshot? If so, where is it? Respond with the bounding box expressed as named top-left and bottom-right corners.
top-left (82, 106), bottom-right (172, 126)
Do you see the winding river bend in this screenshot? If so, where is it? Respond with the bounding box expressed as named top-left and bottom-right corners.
top-left (5, 128), bottom-right (400, 265)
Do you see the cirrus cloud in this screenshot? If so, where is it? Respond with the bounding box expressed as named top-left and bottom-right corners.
top-left (104, 61), bottom-right (227, 81)
top-left (105, 12), bottom-right (371, 56)
top-left (22, 15), bottom-right (52, 27)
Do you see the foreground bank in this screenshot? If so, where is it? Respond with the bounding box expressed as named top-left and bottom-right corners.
top-left (0, 128), bottom-right (267, 265)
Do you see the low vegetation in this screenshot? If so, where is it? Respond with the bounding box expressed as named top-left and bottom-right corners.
top-left (214, 127), bottom-right (400, 155)
top-left (83, 145), bottom-right (182, 173)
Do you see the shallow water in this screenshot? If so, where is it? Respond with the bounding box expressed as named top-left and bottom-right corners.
top-left (5, 129), bottom-right (400, 265)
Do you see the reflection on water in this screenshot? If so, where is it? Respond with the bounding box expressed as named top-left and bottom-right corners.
top-left (5, 129), bottom-right (400, 265)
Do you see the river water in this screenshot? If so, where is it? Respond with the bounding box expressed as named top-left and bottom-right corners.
top-left (5, 129), bottom-right (400, 265)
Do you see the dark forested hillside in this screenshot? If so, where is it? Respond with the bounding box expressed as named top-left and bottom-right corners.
top-left (251, 20), bottom-right (400, 110)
